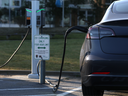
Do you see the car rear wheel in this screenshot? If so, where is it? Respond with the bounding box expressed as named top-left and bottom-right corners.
top-left (82, 83), bottom-right (104, 96)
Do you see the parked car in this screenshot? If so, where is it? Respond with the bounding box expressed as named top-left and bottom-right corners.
top-left (80, 0), bottom-right (128, 95)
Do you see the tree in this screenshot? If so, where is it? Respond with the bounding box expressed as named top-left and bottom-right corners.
top-left (14, 16), bottom-right (25, 27)
top-left (45, 0), bottom-right (70, 27)
top-left (69, 0), bottom-right (86, 5)
top-left (0, 9), bottom-right (3, 23)
top-left (0, 8), bottom-right (9, 23)
top-left (92, 0), bottom-right (116, 23)
top-left (14, 1), bottom-right (31, 27)
top-left (45, 0), bottom-right (86, 27)
top-left (92, 0), bottom-right (106, 23)
top-left (0, 9), bottom-right (3, 19)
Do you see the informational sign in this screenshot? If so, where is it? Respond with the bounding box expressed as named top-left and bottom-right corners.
top-left (55, 0), bottom-right (62, 7)
top-left (34, 35), bottom-right (50, 60)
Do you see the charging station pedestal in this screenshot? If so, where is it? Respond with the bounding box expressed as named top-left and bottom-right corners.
top-left (28, 0), bottom-right (40, 79)
top-left (27, 0), bottom-right (48, 81)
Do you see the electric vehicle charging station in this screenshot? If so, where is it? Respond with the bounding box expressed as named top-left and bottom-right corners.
top-left (26, 0), bottom-right (49, 83)
top-left (0, 0), bottom-right (88, 94)
top-left (25, 0), bottom-right (87, 93)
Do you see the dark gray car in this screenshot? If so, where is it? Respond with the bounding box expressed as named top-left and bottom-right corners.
top-left (80, 0), bottom-right (128, 96)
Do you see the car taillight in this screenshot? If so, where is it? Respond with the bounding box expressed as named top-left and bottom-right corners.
top-left (86, 27), bottom-right (115, 39)
top-left (86, 27), bottom-right (99, 39)
top-left (99, 27), bottom-right (115, 38)
top-left (91, 72), bottom-right (110, 75)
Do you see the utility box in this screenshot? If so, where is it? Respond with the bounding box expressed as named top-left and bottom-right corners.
top-left (36, 9), bottom-right (45, 27)
top-left (25, 8), bottom-right (45, 27)
top-left (25, 8), bottom-right (32, 26)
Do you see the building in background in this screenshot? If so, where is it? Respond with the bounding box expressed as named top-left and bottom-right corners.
top-left (0, 0), bottom-right (115, 28)
top-left (0, 0), bottom-right (45, 27)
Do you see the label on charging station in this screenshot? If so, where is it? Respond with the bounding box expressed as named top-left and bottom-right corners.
top-left (34, 35), bottom-right (50, 60)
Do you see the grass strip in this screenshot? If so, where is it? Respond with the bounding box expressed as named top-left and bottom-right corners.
top-left (0, 33), bottom-right (86, 71)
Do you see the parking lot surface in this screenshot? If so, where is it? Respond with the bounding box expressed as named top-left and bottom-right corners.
top-left (0, 75), bottom-right (82, 96)
top-left (0, 74), bottom-right (128, 96)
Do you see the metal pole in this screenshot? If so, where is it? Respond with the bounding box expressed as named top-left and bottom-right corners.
top-left (39, 26), bottom-right (45, 84)
top-left (39, 60), bottom-right (45, 84)
top-left (9, 1), bottom-right (11, 27)
top-left (62, 0), bottom-right (64, 27)
top-left (28, 0), bottom-right (39, 79)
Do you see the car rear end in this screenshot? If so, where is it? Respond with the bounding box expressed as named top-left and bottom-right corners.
top-left (80, 20), bottom-right (128, 90)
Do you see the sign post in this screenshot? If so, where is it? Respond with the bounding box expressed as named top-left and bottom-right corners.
top-left (35, 35), bottom-right (50, 83)
top-left (55, 0), bottom-right (64, 27)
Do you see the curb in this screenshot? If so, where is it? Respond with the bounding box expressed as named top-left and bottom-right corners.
top-left (0, 70), bottom-right (80, 76)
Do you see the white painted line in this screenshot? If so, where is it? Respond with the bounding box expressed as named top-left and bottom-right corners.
top-left (57, 86), bottom-right (81, 96)
top-left (0, 87), bottom-right (52, 91)
top-left (60, 87), bottom-right (80, 89)
top-left (24, 94), bottom-right (56, 96)
top-left (0, 86), bottom-right (80, 92)
top-left (20, 86), bottom-right (82, 96)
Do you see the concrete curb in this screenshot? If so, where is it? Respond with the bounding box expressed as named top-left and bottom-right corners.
top-left (0, 70), bottom-right (80, 76)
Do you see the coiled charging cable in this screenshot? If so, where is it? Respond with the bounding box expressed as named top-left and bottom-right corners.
top-left (0, 27), bottom-right (30, 68)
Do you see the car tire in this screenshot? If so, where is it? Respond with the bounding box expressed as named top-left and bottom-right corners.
top-left (82, 83), bottom-right (104, 96)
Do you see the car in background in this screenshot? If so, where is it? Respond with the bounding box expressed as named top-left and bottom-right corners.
top-left (80, 0), bottom-right (128, 95)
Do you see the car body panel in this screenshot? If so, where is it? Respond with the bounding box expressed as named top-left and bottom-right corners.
top-left (100, 37), bottom-right (128, 54)
top-left (100, 0), bottom-right (128, 23)
top-left (81, 60), bottom-right (128, 89)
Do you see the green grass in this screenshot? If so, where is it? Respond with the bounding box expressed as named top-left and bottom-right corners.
top-left (0, 33), bottom-right (86, 71)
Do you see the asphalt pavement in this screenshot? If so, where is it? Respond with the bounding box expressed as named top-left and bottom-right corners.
top-left (1, 70), bottom-right (128, 96)
top-left (0, 70), bottom-right (82, 96)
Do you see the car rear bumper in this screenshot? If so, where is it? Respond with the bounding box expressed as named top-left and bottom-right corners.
top-left (81, 60), bottom-right (128, 90)
top-left (82, 74), bottom-right (128, 90)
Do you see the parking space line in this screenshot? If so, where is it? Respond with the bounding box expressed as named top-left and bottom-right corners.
top-left (0, 87), bottom-right (52, 91)
top-left (0, 86), bottom-right (82, 96)
top-left (24, 94), bottom-right (56, 96)
top-left (57, 86), bottom-right (81, 96)
top-left (60, 87), bottom-right (80, 89)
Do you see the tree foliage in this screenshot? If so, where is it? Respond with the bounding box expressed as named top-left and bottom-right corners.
top-left (91, 0), bottom-right (106, 23)
top-left (69, 0), bottom-right (86, 5)
top-left (14, 1), bottom-right (31, 27)
top-left (45, 0), bottom-right (86, 26)
top-left (0, 10), bottom-right (2, 18)
top-left (92, 0), bottom-right (116, 23)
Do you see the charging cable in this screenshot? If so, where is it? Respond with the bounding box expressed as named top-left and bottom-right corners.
top-left (52, 26), bottom-right (87, 93)
top-left (0, 27), bottom-right (30, 68)
top-left (36, 26), bottom-right (87, 93)
top-left (37, 57), bottom-right (56, 87)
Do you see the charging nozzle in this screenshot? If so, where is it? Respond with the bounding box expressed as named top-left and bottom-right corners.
top-left (65, 26), bottom-right (88, 36)
top-left (53, 85), bottom-right (58, 93)
top-left (52, 26), bottom-right (87, 93)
